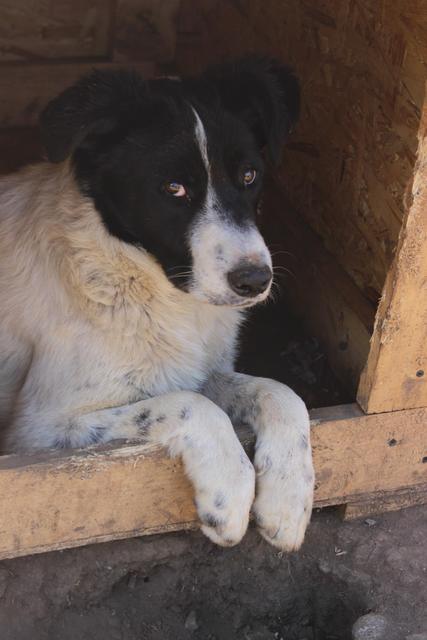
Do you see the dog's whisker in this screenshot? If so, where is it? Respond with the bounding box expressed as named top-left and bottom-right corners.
top-left (268, 280), bottom-right (285, 303)
top-left (167, 265), bottom-right (192, 272)
top-left (270, 249), bottom-right (296, 259)
top-left (273, 265), bottom-right (294, 274)
top-left (272, 267), bottom-right (297, 281)
top-left (268, 287), bottom-right (278, 304)
top-left (169, 272), bottom-right (193, 280)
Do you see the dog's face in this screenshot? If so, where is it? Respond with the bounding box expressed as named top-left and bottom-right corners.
top-left (40, 58), bottom-right (299, 307)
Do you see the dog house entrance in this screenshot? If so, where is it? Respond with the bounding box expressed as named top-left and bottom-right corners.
top-left (0, 0), bottom-right (426, 561)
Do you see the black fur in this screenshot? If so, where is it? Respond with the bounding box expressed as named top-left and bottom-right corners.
top-left (202, 55), bottom-right (300, 164)
top-left (135, 409), bottom-right (152, 428)
top-left (40, 57), bottom-right (299, 287)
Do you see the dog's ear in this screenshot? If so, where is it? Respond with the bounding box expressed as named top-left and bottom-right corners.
top-left (39, 69), bottom-right (147, 163)
top-left (203, 56), bottom-right (300, 164)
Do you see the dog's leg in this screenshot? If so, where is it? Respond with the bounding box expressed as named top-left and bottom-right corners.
top-left (22, 391), bottom-right (255, 547)
top-left (203, 372), bottom-right (314, 551)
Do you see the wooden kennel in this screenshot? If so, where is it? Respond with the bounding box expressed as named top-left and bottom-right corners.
top-left (0, 0), bottom-right (426, 559)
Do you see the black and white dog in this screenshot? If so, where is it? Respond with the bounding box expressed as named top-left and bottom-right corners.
top-left (0, 57), bottom-right (314, 550)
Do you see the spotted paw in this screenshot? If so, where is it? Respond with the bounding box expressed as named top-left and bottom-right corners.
top-left (195, 452), bottom-right (255, 547)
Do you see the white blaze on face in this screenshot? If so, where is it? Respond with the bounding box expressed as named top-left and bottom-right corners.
top-left (188, 108), bottom-right (272, 306)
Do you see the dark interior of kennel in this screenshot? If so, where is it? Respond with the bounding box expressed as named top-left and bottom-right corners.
top-left (0, 0), bottom-right (418, 410)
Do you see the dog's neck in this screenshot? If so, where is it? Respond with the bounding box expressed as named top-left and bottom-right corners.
top-left (29, 162), bottom-right (237, 334)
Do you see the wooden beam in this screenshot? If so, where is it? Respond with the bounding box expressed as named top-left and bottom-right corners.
top-left (0, 61), bottom-right (157, 129)
top-left (341, 483), bottom-right (427, 520)
top-left (358, 101), bottom-right (427, 413)
top-left (0, 1), bottom-right (115, 62)
top-left (0, 403), bottom-right (425, 560)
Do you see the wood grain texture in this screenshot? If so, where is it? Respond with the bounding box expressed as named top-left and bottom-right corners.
top-left (358, 101), bottom-right (427, 412)
top-left (341, 483), bottom-right (427, 520)
top-left (0, 404), bottom-right (425, 560)
top-left (174, 0), bottom-right (427, 303)
top-left (0, 0), bottom-right (114, 61)
top-left (0, 62), bottom-right (157, 129)
top-left (113, 0), bottom-right (181, 63)
top-left (263, 176), bottom-right (374, 395)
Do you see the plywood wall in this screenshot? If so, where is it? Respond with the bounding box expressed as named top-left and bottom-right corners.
top-left (174, 0), bottom-right (427, 304)
top-left (0, 0), bottom-right (114, 61)
top-left (0, 0), bottom-right (182, 64)
top-left (0, 1), bottom-right (171, 175)
top-left (113, 0), bottom-right (181, 63)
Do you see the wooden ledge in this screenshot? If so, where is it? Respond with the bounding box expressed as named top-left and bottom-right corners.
top-left (0, 403), bottom-right (426, 560)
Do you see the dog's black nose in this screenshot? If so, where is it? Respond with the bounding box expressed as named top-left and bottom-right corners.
top-left (227, 264), bottom-right (272, 297)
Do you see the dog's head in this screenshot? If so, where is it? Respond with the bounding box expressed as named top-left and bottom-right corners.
top-left (40, 57), bottom-right (299, 307)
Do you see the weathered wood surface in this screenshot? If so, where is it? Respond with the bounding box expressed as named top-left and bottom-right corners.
top-left (0, 404), bottom-right (425, 560)
top-left (358, 101), bottom-right (427, 413)
top-left (174, 0), bottom-right (427, 303)
top-left (341, 483), bottom-right (427, 520)
top-left (0, 0), bottom-right (114, 61)
top-left (113, 0), bottom-right (181, 63)
top-left (0, 61), bottom-right (157, 129)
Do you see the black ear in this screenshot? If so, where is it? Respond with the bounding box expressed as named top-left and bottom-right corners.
top-left (39, 69), bottom-right (147, 163)
top-left (203, 56), bottom-right (300, 164)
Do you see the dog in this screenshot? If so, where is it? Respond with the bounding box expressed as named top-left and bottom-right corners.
top-left (0, 57), bottom-right (314, 550)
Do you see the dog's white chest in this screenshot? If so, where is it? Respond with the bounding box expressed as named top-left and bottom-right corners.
top-left (124, 302), bottom-right (238, 396)
top-left (68, 296), bottom-right (240, 408)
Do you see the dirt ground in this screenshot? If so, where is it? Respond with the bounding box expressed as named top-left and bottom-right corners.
top-left (0, 505), bottom-right (425, 640)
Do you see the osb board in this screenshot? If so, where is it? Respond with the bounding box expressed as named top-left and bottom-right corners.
top-left (358, 97), bottom-right (427, 413)
top-left (0, 404), bottom-right (426, 560)
top-left (113, 0), bottom-right (182, 63)
top-left (0, 0), bottom-right (114, 61)
top-left (174, 0), bottom-right (427, 304)
top-left (262, 176), bottom-right (374, 394)
top-left (0, 61), bottom-right (157, 129)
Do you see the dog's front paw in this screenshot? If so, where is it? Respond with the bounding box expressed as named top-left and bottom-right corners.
top-left (194, 451), bottom-right (256, 547)
top-left (252, 437), bottom-right (314, 551)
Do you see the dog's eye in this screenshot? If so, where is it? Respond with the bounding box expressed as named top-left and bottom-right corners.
top-left (165, 182), bottom-right (187, 197)
top-left (242, 169), bottom-right (257, 186)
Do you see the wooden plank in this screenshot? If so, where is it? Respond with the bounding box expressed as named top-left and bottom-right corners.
top-left (0, 0), bottom-right (115, 61)
top-left (357, 100), bottom-right (427, 412)
top-left (262, 176), bottom-right (374, 395)
top-left (0, 404), bottom-right (425, 560)
top-left (113, 0), bottom-right (181, 63)
top-left (341, 483), bottom-right (427, 520)
top-left (174, 0), bottom-right (427, 303)
top-left (0, 61), bottom-right (157, 129)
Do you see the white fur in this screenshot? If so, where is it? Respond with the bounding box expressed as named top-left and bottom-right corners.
top-left (203, 372), bottom-right (314, 550)
top-left (0, 158), bottom-right (313, 551)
